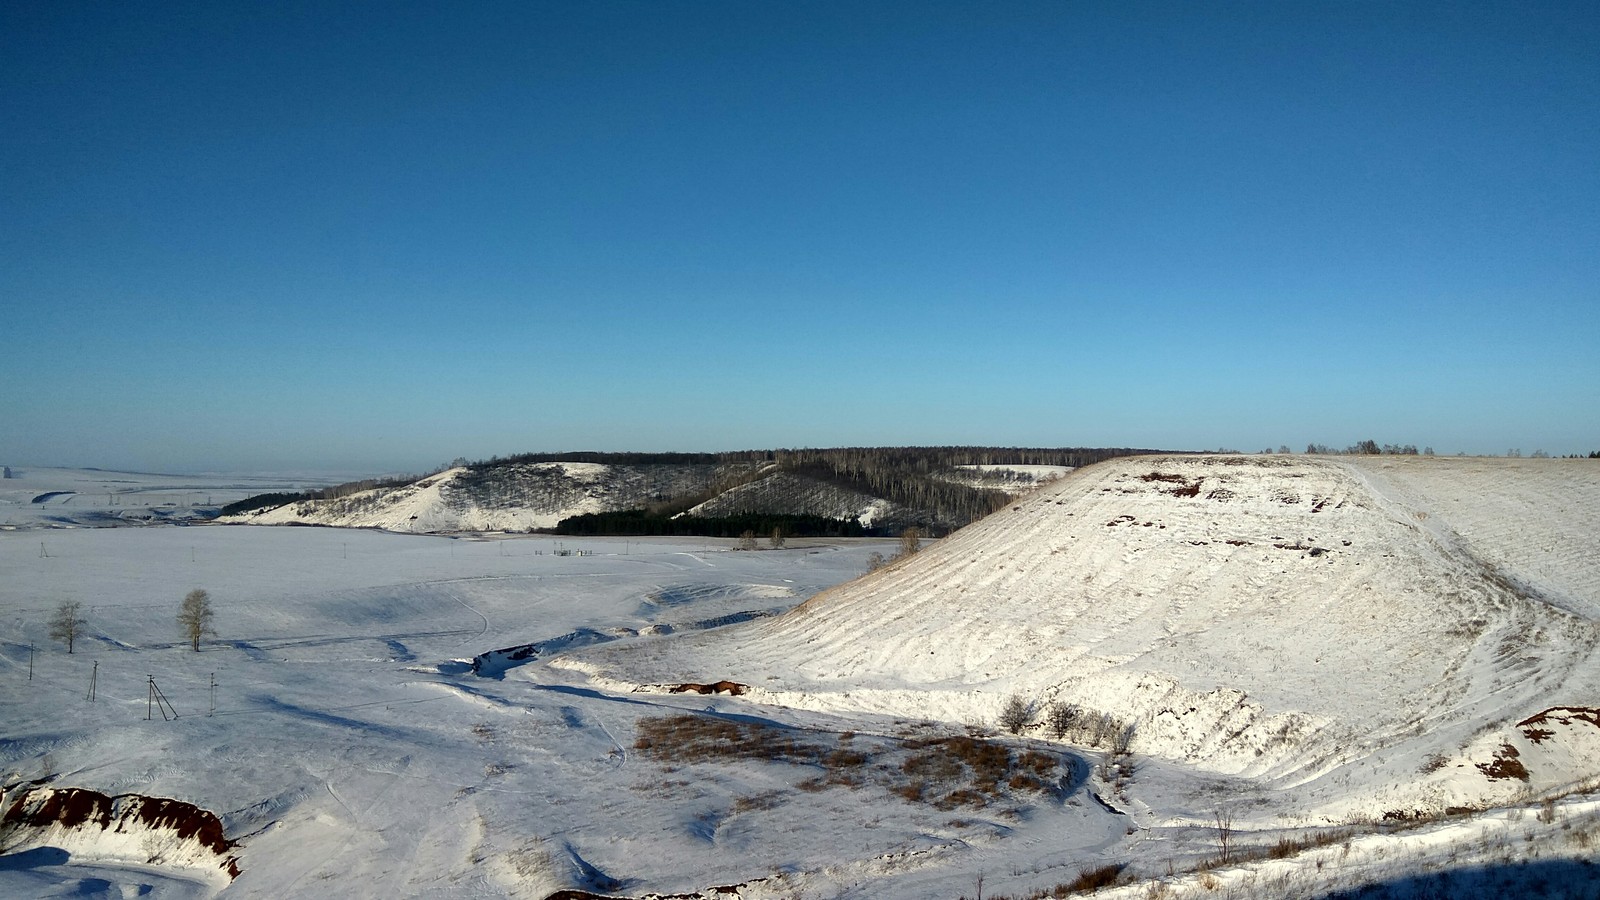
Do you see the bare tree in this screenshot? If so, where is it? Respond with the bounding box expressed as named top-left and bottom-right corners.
top-left (1214, 807), bottom-right (1235, 864)
top-left (738, 530), bottom-right (758, 552)
top-left (998, 693), bottom-right (1034, 734)
top-left (866, 551), bottom-right (886, 572)
top-left (177, 588), bottom-right (215, 652)
top-left (49, 601), bottom-right (86, 653)
top-left (1045, 700), bottom-right (1076, 738)
top-left (769, 527), bottom-right (786, 550)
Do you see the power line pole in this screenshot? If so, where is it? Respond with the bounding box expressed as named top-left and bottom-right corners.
top-left (28, 642), bottom-right (34, 681)
top-left (86, 661), bottom-right (97, 702)
top-left (209, 673), bottom-right (216, 716)
top-left (147, 675), bottom-right (178, 720)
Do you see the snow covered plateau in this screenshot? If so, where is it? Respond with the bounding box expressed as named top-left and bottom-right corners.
top-left (3, 455), bottom-right (1599, 899)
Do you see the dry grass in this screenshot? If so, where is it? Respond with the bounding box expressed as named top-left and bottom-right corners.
top-left (633, 713), bottom-right (1063, 810)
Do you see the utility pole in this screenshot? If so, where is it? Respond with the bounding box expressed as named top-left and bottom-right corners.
top-left (39, 542), bottom-right (48, 558)
top-left (86, 661), bottom-right (97, 702)
top-left (147, 675), bottom-right (178, 720)
top-left (209, 673), bottom-right (216, 716)
top-left (28, 642), bottom-right (33, 680)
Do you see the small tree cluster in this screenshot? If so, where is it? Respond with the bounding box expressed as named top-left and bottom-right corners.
top-left (1041, 701), bottom-right (1134, 751)
top-left (1304, 441), bottom-right (1426, 456)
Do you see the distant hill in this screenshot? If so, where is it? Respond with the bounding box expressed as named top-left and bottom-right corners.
top-left (218, 447), bottom-right (1162, 534)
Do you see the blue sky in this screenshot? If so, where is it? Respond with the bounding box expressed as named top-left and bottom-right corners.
top-left (3, 1), bottom-right (1596, 473)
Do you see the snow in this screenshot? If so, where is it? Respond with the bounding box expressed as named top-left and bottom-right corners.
top-left (4, 457), bottom-right (1599, 898)
top-left (684, 471), bottom-right (909, 527)
top-left (225, 462), bottom-right (753, 533)
top-left (0, 467), bottom-right (336, 530)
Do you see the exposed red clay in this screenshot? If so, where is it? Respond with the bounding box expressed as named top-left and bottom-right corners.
top-left (1, 785), bottom-right (240, 879)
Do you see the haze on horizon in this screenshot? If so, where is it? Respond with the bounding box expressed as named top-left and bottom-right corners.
top-left (4, 1), bottom-right (1596, 475)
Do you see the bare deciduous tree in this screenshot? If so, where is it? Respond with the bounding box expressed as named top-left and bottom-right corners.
top-left (769, 527), bottom-right (786, 550)
top-left (866, 551), bottom-right (886, 572)
top-left (49, 601), bottom-right (86, 653)
top-left (1214, 807), bottom-right (1235, 864)
top-left (998, 693), bottom-right (1033, 734)
top-left (738, 531), bottom-right (758, 552)
top-left (1046, 700), bottom-right (1076, 738)
top-left (177, 588), bottom-right (215, 652)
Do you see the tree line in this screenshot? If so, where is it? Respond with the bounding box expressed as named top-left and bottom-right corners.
top-left (550, 510), bottom-right (871, 538)
top-left (220, 446), bottom-right (1174, 530)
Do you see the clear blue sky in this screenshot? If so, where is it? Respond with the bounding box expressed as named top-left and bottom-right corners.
top-left (4, 1), bottom-right (1596, 473)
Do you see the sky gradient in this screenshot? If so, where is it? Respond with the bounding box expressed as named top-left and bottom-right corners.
top-left (4, 1), bottom-right (1597, 473)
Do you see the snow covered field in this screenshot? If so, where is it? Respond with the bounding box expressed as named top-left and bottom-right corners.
top-left (4, 457), bottom-right (1599, 898)
top-left (1, 467), bottom-right (338, 530)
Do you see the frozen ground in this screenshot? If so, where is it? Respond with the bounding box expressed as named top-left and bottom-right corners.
top-left (0, 467), bottom-right (338, 530)
top-left (3, 457), bottom-right (1599, 899)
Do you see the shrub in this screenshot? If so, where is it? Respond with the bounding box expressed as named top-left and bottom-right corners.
top-left (999, 694), bottom-right (1034, 734)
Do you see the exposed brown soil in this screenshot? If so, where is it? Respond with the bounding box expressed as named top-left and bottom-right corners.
top-left (1476, 743), bottom-right (1530, 782)
top-left (1136, 472), bottom-right (1202, 497)
top-left (0, 786), bottom-right (240, 878)
top-left (667, 680), bottom-right (747, 696)
top-left (1519, 706), bottom-right (1600, 732)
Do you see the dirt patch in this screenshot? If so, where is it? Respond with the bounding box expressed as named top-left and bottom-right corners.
top-left (1519, 707), bottom-right (1600, 731)
top-left (1476, 743), bottom-right (1530, 782)
top-left (667, 680), bottom-right (747, 696)
top-left (1137, 473), bottom-right (1202, 497)
top-left (632, 714), bottom-right (1064, 810)
top-left (1517, 707), bottom-right (1600, 745)
top-left (1272, 541), bottom-right (1330, 556)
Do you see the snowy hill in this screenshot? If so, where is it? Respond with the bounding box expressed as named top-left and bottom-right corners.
top-left (222, 461), bottom-right (756, 532)
top-left (562, 455), bottom-right (1600, 813)
top-left (216, 448), bottom-right (1148, 536)
top-left (684, 470), bottom-right (909, 528)
top-left (5, 462), bottom-right (1600, 899)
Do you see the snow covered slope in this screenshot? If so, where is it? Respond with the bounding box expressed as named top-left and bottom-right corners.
top-left (684, 471), bottom-right (909, 528)
top-left (224, 462), bottom-right (750, 532)
top-left (564, 455), bottom-right (1600, 803)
